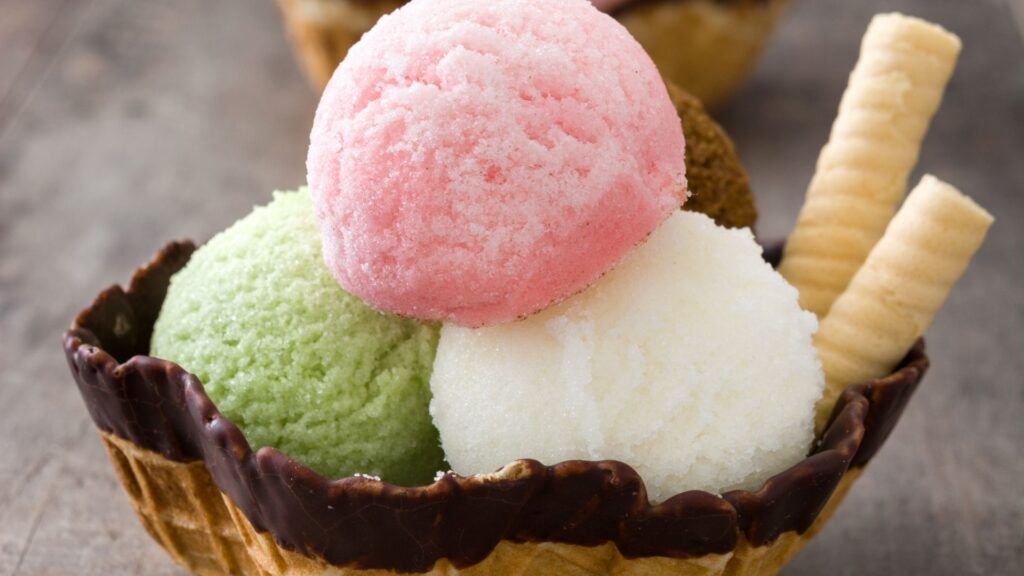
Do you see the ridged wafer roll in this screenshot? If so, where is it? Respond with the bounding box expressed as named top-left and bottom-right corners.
top-left (813, 176), bottom-right (993, 430)
top-left (780, 13), bottom-right (962, 318)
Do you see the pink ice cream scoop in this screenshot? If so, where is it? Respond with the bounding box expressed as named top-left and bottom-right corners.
top-left (307, 0), bottom-right (687, 327)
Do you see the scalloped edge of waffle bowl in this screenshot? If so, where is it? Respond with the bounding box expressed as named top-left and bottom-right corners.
top-left (84, 389), bottom-right (881, 576)
top-left (99, 428), bottom-right (861, 576)
top-left (225, 474), bottom-right (863, 576)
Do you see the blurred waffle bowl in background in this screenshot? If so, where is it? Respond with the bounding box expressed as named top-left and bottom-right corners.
top-left (275, 0), bottom-right (789, 108)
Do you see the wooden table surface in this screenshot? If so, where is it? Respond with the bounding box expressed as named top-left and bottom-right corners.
top-left (1, 0), bottom-right (1021, 574)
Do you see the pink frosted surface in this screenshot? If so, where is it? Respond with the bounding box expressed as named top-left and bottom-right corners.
top-left (308, 0), bottom-right (687, 327)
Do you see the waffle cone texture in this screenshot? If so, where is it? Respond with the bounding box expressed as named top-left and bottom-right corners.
top-left (275, 0), bottom-right (787, 109)
top-left (102, 430), bottom-right (861, 576)
top-left (99, 432), bottom-right (261, 576)
top-left (64, 241), bottom-right (927, 575)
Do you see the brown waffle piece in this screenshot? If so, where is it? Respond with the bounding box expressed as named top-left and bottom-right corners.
top-left (669, 82), bottom-right (758, 230)
top-left (99, 431), bottom-right (262, 576)
top-left (276, 0), bottom-right (404, 90)
top-left (614, 0), bottom-right (789, 109)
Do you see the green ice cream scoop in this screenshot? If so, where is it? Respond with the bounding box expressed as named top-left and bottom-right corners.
top-left (151, 189), bottom-right (443, 485)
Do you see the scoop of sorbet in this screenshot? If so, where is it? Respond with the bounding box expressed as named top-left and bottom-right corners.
top-left (307, 0), bottom-right (687, 327)
top-left (151, 190), bottom-right (443, 485)
top-left (430, 212), bottom-right (824, 501)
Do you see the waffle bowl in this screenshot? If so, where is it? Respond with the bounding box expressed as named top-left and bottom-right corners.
top-left (63, 240), bottom-right (928, 576)
top-left (275, 0), bottom-right (404, 93)
top-left (611, 0), bottom-right (789, 109)
top-left (274, 0), bottom-right (788, 109)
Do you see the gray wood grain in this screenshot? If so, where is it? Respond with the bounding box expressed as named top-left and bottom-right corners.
top-left (0, 0), bottom-right (1020, 574)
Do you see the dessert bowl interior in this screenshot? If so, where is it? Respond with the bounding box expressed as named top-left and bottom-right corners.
top-left (63, 241), bottom-right (928, 575)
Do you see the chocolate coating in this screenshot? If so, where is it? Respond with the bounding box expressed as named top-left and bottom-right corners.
top-left (64, 242), bottom-right (927, 571)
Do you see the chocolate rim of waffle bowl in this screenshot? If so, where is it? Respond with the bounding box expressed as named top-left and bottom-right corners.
top-left (63, 240), bottom-right (928, 573)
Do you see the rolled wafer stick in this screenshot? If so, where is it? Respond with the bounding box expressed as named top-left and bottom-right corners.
top-left (813, 175), bottom-right (993, 431)
top-left (780, 13), bottom-right (962, 318)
